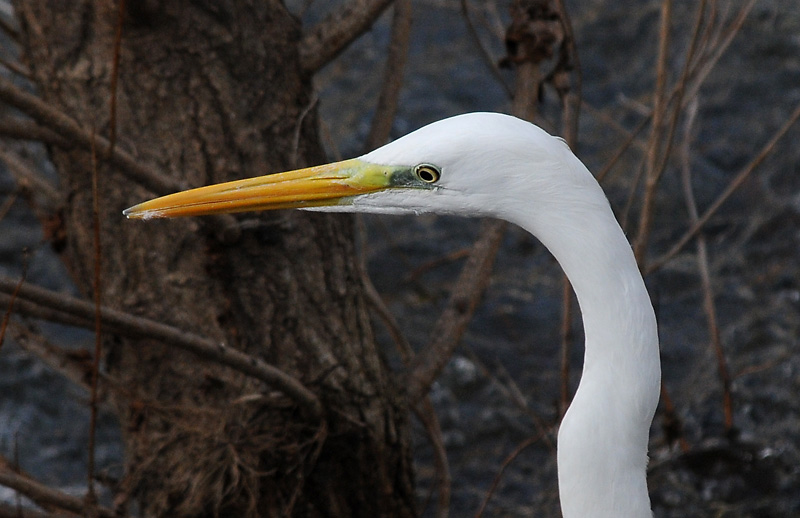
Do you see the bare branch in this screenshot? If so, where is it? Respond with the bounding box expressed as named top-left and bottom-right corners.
top-left (0, 13), bottom-right (20, 42)
top-left (0, 190), bottom-right (17, 222)
top-left (355, 216), bottom-right (415, 362)
top-left (406, 219), bottom-right (507, 403)
top-left (679, 98), bottom-right (733, 432)
top-left (0, 117), bottom-right (68, 145)
top-left (460, 0), bottom-right (513, 99)
top-left (0, 75), bottom-right (181, 195)
top-left (511, 62), bottom-right (542, 123)
top-left (6, 320), bottom-right (96, 393)
top-left (358, 222), bottom-right (450, 516)
top-left (475, 431), bottom-right (547, 518)
top-left (0, 502), bottom-right (76, 518)
top-left (299, 0), bottom-right (396, 75)
top-left (549, 0), bottom-right (583, 418)
top-left (363, 273), bottom-right (415, 362)
top-left (553, 0), bottom-right (582, 145)
top-left (0, 56), bottom-right (30, 79)
top-left (595, 113), bottom-right (650, 183)
top-left (405, 248), bottom-right (470, 284)
top-left (646, 100), bottom-right (800, 274)
top-left (0, 276), bottom-right (323, 418)
top-left (659, 381), bottom-right (689, 452)
top-left (0, 462), bottom-right (115, 518)
top-left (684, 0), bottom-right (757, 103)
top-left (635, 0), bottom-right (758, 267)
top-left (633, 0), bottom-right (672, 266)
top-left (412, 399), bottom-right (451, 518)
top-left (0, 292), bottom-right (94, 329)
top-left (364, 0), bottom-right (412, 152)
top-left (86, 128), bottom-right (103, 501)
top-left (0, 81), bottom-right (240, 241)
top-left (0, 144), bottom-right (61, 209)
top-left (463, 347), bottom-right (555, 450)
top-left (0, 267), bottom-right (24, 354)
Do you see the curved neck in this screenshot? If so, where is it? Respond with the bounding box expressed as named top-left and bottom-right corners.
top-left (509, 187), bottom-right (660, 517)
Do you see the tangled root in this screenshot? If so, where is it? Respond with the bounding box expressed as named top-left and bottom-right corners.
top-left (120, 397), bottom-right (322, 517)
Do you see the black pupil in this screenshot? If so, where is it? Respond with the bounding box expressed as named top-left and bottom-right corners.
top-left (419, 168), bottom-right (435, 182)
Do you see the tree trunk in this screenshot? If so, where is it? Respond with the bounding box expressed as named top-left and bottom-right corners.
top-left (13, 1), bottom-right (415, 516)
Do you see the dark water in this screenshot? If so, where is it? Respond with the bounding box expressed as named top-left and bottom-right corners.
top-left (2, 0), bottom-right (800, 516)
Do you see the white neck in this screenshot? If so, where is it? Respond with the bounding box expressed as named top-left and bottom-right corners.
top-left (507, 174), bottom-right (660, 517)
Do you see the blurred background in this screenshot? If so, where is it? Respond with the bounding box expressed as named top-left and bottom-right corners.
top-left (1, 0), bottom-right (799, 516)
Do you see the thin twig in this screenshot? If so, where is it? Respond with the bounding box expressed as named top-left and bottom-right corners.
top-left (0, 265), bottom-right (25, 354)
top-left (413, 398), bottom-right (451, 518)
top-left (0, 275), bottom-right (323, 418)
top-left (355, 216), bottom-right (415, 362)
top-left (291, 93), bottom-right (318, 168)
top-left (633, 0), bottom-right (672, 266)
top-left (683, 0), bottom-right (756, 104)
top-left (734, 351), bottom-right (793, 379)
top-left (364, 0), bottom-right (412, 152)
top-left (619, 158), bottom-right (647, 233)
top-left (551, 0), bottom-right (582, 418)
top-left (659, 381), bottom-right (689, 452)
top-left (0, 75), bottom-right (181, 195)
top-left (0, 502), bottom-right (78, 518)
top-left (553, 0), bottom-right (582, 146)
top-left (107, 0), bottom-right (126, 160)
top-left (406, 219), bottom-right (507, 404)
top-left (405, 248), bottom-right (470, 284)
top-left (474, 431), bottom-right (546, 518)
top-left (0, 77), bottom-right (239, 240)
top-left (679, 98), bottom-right (733, 432)
top-left (0, 13), bottom-right (20, 42)
top-left (0, 465), bottom-right (115, 518)
top-left (512, 61), bottom-right (541, 123)
top-left (0, 144), bottom-right (61, 208)
top-left (463, 347), bottom-right (555, 453)
top-left (561, 0), bottom-right (751, 196)
top-left (299, 0), bottom-right (396, 75)
top-left (0, 190), bottom-right (17, 222)
top-left (363, 276), bottom-right (415, 362)
top-left (6, 320), bottom-right (101, 394)
top-left (84, 2), bottom-right (124, 502)
top-left (637, 0), bottom-right (719, 253)
top-left (635, 0), bottom-right (757, 266)
top-left (460, 0), bottom-right (513, 99)
top-left (636, 0), bottom-right (710, 258)
top-left (595, 114), bottom-right (650, 183)
top-left (0, 56), bottom-right (30, 79)
top-left (356, 215), bottom-right (450, 516)
top-left (0, 292), bottom-right (94, 329)
top-left (647, 100), bottom-right (800, 274)
top-left (86, 129), bottom-right (102, 506)
top-left (0, 117), bottom-right (68, 145)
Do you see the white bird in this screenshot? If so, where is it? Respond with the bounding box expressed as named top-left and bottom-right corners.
top-left (125, 112), bottom-right (661, 517)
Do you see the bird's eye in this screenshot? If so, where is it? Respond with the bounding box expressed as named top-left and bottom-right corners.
top-left (414, 164), bottom-right (441, 184)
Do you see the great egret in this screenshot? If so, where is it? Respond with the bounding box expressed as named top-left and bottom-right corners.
top-left (125, 112), bottom-right (661, 517)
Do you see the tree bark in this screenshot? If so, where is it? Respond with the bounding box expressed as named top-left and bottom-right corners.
top-left (13, 1), bottom-right (415, 516)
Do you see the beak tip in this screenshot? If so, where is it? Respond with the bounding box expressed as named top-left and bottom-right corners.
top-left (123, 205), bottom-right (160, 220)
top-left (122, 206), bottom-right (139, 219)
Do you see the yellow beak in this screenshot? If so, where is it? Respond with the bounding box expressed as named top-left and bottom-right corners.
top-left (123, 158), bottom-right (395, 219)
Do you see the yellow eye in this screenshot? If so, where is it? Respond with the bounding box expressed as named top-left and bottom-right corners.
top-left (414, 164), bottom-right (441, 184)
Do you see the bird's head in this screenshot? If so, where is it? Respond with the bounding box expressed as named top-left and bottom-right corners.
top-left (124, 112), bottom-right (598, 226)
